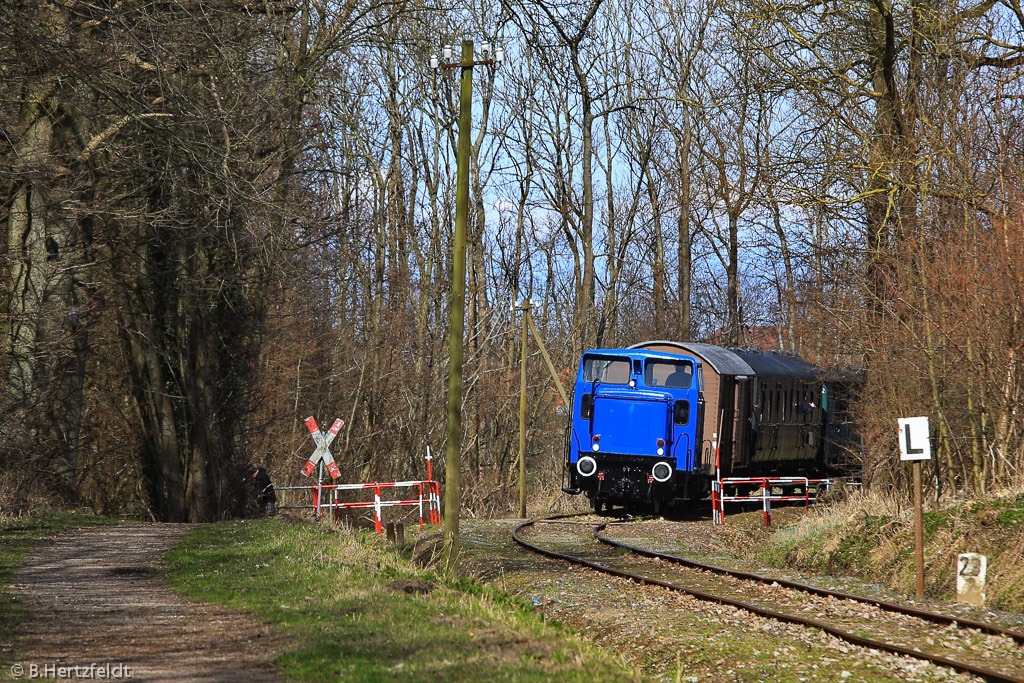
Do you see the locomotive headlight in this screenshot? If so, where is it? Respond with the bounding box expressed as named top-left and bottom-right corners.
top-left (592, 443), bottom-right (600, 451)
top-left (656, 438), bottom-right (665, 456)
top-left (577, 456), bottom-right (598, 477)
top-left (657, 447), bottom-right (664, 456)
top-left (652, 461), bottom-right (672, 483)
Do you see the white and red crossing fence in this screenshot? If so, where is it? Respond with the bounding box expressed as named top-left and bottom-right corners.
top-left (708, 432), bottom-right (835, 526)
top-left (278, 475), bottom-right (441, 533)
top-left (712, 476), bottom-right (833, 526)
top-left (277, 479), bottom-right (440, 533)
top-left (325, 480), bottom-right (439, 533)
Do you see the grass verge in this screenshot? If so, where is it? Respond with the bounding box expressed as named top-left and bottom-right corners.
top-left (0, 511), bottom-right (122, 667)
top-left (164, 518), bottom-right (637, 682)
top-left (758, 488), bottom-right (1024, 611)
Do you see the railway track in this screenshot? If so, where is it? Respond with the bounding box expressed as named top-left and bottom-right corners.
top-left (513, 515), bottom-right (1024, 683)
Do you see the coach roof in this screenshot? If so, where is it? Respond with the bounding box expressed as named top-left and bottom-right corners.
top-left (629, 341), bottom-right (754, 376)
top-left (731, 348), bottom-right (821, 380)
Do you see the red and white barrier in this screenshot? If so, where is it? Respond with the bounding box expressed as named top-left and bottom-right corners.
top-left (327, 482), bottom-right (441, 533)
top-left (279, 479), bottom-right (441, 532)
top-left (280, 452), bottom-right (441, 533)
top-left (713, 476), bottom-right (833, 526)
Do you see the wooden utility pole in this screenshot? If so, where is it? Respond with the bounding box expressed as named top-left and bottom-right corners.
top-left (433, 39), bottom-right (503, 571)
top-left (443, 39), bottom-right (474, 573)
top-left (518, 299), bottom-right (530, 518)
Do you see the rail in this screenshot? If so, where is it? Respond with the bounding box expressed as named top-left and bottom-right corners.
top-left (513, 515), bottom-right (1024, 683)
top-left (592, 523), bottom-right (1024, 645)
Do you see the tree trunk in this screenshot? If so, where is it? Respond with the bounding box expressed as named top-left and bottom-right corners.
top-left (676, 115), bottom-right (692, 342)
top-left (2, 4), bottom-right (88, 490)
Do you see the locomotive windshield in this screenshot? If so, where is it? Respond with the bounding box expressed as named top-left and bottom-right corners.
top-left (645, 360), bottom-right (694, 389)
top-left (582, 356), bottom-right (631, 384)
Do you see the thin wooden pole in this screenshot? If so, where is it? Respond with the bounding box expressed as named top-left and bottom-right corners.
top-left (914, 460), bottom-right (925, 598)
top-left (518, 300), bottom-right (529, 518)
top-left (526, 309), bottom-right (570, 409)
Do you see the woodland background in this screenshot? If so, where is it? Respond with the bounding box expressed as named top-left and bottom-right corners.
top-left (1, 0), bottom-right (1022, 521)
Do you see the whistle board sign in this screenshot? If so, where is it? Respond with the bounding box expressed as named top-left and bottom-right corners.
top-left (898, 416), bottom-right (931, 461)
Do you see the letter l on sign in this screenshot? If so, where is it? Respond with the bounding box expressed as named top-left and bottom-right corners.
top-left (898, 416), bottom-right (931, 461)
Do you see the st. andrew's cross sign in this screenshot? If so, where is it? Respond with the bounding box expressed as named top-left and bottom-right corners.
top-left (302, 416), bottom-right (343, 479)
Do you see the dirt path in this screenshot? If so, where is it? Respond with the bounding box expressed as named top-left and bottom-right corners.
top-left (10, 524), bottom-right (277, 682)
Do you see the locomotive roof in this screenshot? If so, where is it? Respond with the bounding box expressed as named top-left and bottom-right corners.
top-left (584, 347), bottom-right (696, 361)
top-left (628, 341), bottom-right (754, 375)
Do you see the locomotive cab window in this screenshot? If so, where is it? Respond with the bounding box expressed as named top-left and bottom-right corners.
top-left (673, 400), bottom-right (690, 425)
top-left (583, 356), bottom-right (631, 384)
top-left (645, 360), bottom-right (694, 389)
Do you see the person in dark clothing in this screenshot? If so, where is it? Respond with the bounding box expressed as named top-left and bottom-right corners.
top-left (247, 466), bottom-right (276, 516)
top-left (665, 364), bottom-right (693, 389)
top-left (799, 394), bottom-right (817, 415)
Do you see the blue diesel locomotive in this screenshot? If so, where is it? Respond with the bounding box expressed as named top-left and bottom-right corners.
top-left (562, 348), bottom-right (706, 513)
top-left (563, 341), bottom-right (858, 512)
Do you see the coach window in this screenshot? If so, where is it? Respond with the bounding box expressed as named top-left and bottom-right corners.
top-left (583, 356), bottom-right (631, 384)
top-left (673, 400), bottom-right (690, 425)
top-left (645, 361), bottom-right (694, 389)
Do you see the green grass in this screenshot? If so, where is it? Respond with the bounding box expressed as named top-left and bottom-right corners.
top-left (751, 489), bottom-right (1024, 611)
top-left (989, 493), bottom-right (1024, 527)
top-left (969, 492), bottom-right (1024, 526)
top-left (922, 509), bottom-right (955, 540)
top-left (164, 519), bottom-right (636, 682)
top-left (0, 511), bottom-right (122, 667)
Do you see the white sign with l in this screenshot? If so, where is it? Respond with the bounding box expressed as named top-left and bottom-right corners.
top-left (898, 416), bottom-right (931, 461)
